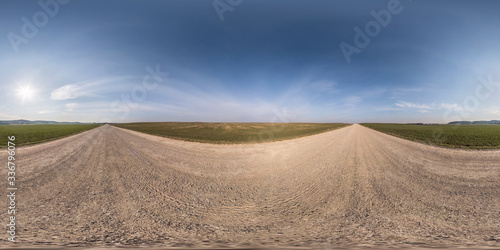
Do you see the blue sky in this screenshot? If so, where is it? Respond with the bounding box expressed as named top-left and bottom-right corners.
top-left (1, 0), bottom-right (499, 123)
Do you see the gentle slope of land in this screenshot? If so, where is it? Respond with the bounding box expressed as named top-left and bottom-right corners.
top-left (0, 124), bottom-right (101, 147)
top-left (361, 123), bottom-right (500, 149)
top-left (0, 119), bottom-right (90, 125)
top-left (1, 124), bottom-right (499, 248)
top-left (114, 122), bottom-right (350, 144)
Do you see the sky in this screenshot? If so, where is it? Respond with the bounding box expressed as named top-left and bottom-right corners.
top-left (1, 0), bottom-right (499, 123)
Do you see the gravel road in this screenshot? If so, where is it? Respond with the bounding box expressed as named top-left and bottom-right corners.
top-left (1, 124), bottom-right (499, 248)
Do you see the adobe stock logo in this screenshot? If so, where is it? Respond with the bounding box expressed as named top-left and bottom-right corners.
top-left (7, 0), bottom-right (69, 54)
top-left (213, 0), bottom-right (243, 21)
top-left (340, 0), bottom-right (408, 64)
top-left (110, 65), bottom-right (168, 121)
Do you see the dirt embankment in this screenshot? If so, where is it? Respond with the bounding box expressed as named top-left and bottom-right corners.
top-left (1, 124), bottom-right (499, 248)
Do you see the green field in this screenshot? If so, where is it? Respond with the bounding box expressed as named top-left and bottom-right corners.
top-left (361, 123), bottom-right (500, 149)
top-left (115, 122), bottom-right (350, 144)
top-left (0, 124), bottom-right (101, 147)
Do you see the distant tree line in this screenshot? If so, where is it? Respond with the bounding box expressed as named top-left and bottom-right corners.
top-left (448, 120), bottom-right (500, 125)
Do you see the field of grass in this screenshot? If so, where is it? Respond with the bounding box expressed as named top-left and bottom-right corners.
top-left (115, 122), bottom-right (350, 144)
top-left (361, 123), bottom-right (500, 149)
top-left (0, 124), bottom-right (101, 147)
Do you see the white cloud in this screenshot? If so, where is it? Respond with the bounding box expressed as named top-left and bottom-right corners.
top-left (51, 85), bottom-right (82, 100)
top-left (481, 107), bottom-right (500, 116)
top-left (0, 112), bottom-right (17, 120)
top-left (440, 103), bottom-right (462, 111)
top-left (50, 77), bottom-right (130, 101)
top-left (345, 96), bottom-right (362, 105)
top-left (65, 103), bottom-right (78, 111)
top-left (390, 88), bottom-right (424, 99)
top-left (396, 88), bottom-right (423, 92)
top-left (361, 87), bottom-right (387, 97)
top-left (309, 81), bottom-right (337, 93)
top-left (395, 101), bottom-right (432, 110)
top-left (372, 106), bottom-right (405, 112)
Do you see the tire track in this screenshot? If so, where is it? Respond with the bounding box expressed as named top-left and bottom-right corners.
top-left (1, 124), bottom-right (499, 248)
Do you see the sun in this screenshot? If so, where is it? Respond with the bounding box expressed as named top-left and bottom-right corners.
top-left (17, 86), bottom-right (35, 100)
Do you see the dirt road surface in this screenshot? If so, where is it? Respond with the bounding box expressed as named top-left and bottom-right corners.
top-left (1, 124), bottom-right (499, 249)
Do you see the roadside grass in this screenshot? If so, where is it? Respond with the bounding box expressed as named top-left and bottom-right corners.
top-left (0, 124), bottom-right (101, 147)
top-left (361, 123), bottom-right (500, 149)
top-left (115, 122), bottom-right (350, 144)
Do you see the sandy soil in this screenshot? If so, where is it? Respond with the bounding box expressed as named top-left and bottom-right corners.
top-left (0, 124), bottom-right (499, 249)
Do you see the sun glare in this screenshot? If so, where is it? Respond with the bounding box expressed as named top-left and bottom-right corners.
top-left (17, 86), bottom-right (34, 100)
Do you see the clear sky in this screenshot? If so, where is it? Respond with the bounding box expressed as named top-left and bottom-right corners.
top-left (1, 0), bottom-right (499, 123)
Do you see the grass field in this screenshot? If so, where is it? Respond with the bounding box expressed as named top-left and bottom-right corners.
top-left (115, 122), bottom-right (350, 144)
top-left (361, 123), bottom-right (500, 149)
top-left (0, 124), bottom-right (101, 147)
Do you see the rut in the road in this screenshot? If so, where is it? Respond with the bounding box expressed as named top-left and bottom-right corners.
top-left (1, 124), bottom-right (499, 248)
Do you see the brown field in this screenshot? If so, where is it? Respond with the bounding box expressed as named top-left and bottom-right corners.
top-left (1, 124), bottom-right (499, 249)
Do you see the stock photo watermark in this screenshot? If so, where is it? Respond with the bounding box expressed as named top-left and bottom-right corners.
top-left (253, 107), bottom-right (291, 143)
top-left (442, 74), bottom-right (499, 122)
top-left (6, 136), bottom-right (16, 242)
top-left (340, 0), bottom-right (409, 64)
top-left (433, 73), bottom-right (500, 143)
top-left (109, 65), bottom-right (168, 122)
top-left (7, 0), bottom-right (70, 54)
top-left (213, 0), bottom-right (243, 21)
